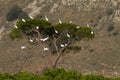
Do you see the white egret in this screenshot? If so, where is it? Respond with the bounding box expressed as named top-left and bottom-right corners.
top-left (60, 44), bottom-right (64, 48)
top-left (67, 33), bottom-right (70, 38)
top-left (69, 21), bottom-right (72, 23)
top-left (36, 26), bottom-right (39, 29)
top-left (29, 15), bottom-right (33, 19)
top-left (87, 24), bottom-right (90, 27)
top-left (91, 31), bottom-right (94, 34)
top-left (14, 25), bottom-right (18, 28)
top-left (55, 30), bottom-right (58, 34)
top-left (22, 19), bottom-right (26, 22)
top-left (65, 44), bottom-right (68, 47)
top-left (40, 37), bottom-right (49, 41)
top-left (76, 26), bottom-right (80, 29)
top-left (59, 19), bottom-right (62, 24)
top-left (45, 15), bottom-right (49, 21)
top-left (29, 39), bottom-right (33, 42)
top-left (21, 46), bottom-right (26, 49)
top-left (43, 47), bottom-right (49, 51)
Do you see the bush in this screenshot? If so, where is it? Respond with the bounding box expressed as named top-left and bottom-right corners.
top-left (0, 73), bottom-right (15, 80)
top-left (0, 68), bottom-right (119, 80)
top-left (107, 24), bottom-right (114, 32)
top-left (106, 8), bottom-right (114, 16)
top-left (6, 5), bottom-right (28, 21)
top-left (81, 74), bottom-right (107, 80)
top-left (14, 72), bottom-right (38, 80)
top-left (9, 28), bottom-right (22, 40)
top-left (67, 46), bottom-right (81, 51)
top-left (113, 31), bottom-right (119, 36)
top-left (18, 11), bottom-right (28, 20)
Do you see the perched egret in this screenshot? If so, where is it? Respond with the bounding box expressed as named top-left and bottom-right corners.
top-left (22, 19), bottom-right (26, 22)
top-left (45, 15), bottom-right (49, 21)
top-left (14, 25), bottom-right (18, 28)
top-left (59, 19), bottom-right (62, 24)
top-left (55, 30), bottom-right (58, 34)
top-left (29, 15), bottom-right (33, 19)
top-left (91, 31), bottom-right (94, 34)
top-left (67, 33), bottom-right (70, 38)
top-left (40, 37), bottom-right (49, 41)
top-left (65, 44), bottom-right (68, 47)
top-left (43, 47), bottom-right (49, 51)
top-left (87, 24), bottom-right (90, 27)
top-left (76, 26), bottom-right (80, 29)
top-left (29, 39), bottom-right (33, 42)
top-left (21, 46), bottom-right (26, 49)
top-left (60, 44), bottom-right (64, 48)
top-left (36, 26), bottom-right (39, 29)
top-left (69, 21), bottom-right (72, 23)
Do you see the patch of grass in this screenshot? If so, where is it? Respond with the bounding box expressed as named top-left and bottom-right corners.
top-left (67, 46), bottom-right (81, 51)
top-left (0, 68), bottom-right (119, 80)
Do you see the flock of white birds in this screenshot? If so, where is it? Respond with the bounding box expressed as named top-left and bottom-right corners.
top-left (15, 15), bottom-right (94, 51)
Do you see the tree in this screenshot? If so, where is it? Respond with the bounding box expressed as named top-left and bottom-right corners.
top-left (10, 18), bottom-right (94, 69)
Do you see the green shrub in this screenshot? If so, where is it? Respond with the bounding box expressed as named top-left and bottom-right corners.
top-left (54, 70), bottom-right (81, 80)
top-left (44, 68), bottom-right (65, 79)
top-left (9, 28), bottom-right (22, 40)
top-left (67, 46), bottom-right (81, 51)
top-left (76, 27), bottom-right (94, 39)
top-left (81, 74), bottom-right (107, 80)
top-left (14, 72), bottom-right (37, 80)
top-left (106, 8), bottom-right (114, 16)
top-left (18, 11), bottom-right (28, 20)
top-left (107, 24), bottom-right (114, 32)
top-left (6, 5), bottom-right (28, 21)
top-left (0, 73), bottom-right (15, 80)
top-left (112, 31), bottom-right (119, 36)
top-left (0, 69), bottom-right (119, 80)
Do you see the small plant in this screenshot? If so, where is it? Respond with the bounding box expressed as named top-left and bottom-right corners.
top-left (0, 68), bottom-right (119, 80)
top-left (9, 28), bottom-right (22, 40)
top-left (112, 31), bottom-right (119, 36)
top-left (106, 8), bottom-right (114, 16)
top-left (67, 46), bottom-right (81, 51)
top-left (107, 24), bottom-right (114, 32)
top-left (6, 5), bottom-right (28, 21)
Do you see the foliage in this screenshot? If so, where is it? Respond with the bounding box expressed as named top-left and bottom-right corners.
top-left (0, 73), bottom-right (16, 80)
top-left (9, 28), bottom-right (22, 40)
top-left (10, 19), bottom-right (94, 40)
top-left (17, 19), bottom-right (52, 35)
top-left (67, 46), bottom-right (81, 51)
top-left (106, 8), bottom-right (114, 16)
top-left (107, 24), bottom-right (114, 32)
top-left (0, 68), bottom-right (119, 80)
top-left (6, 5), bottom-right (28, 21)
top-left (18, 11), bottom-right (28, 20)
top-left (76, 27), bottom-right (94, 39)
top-left (14, 72), bottom-right (38, 80)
